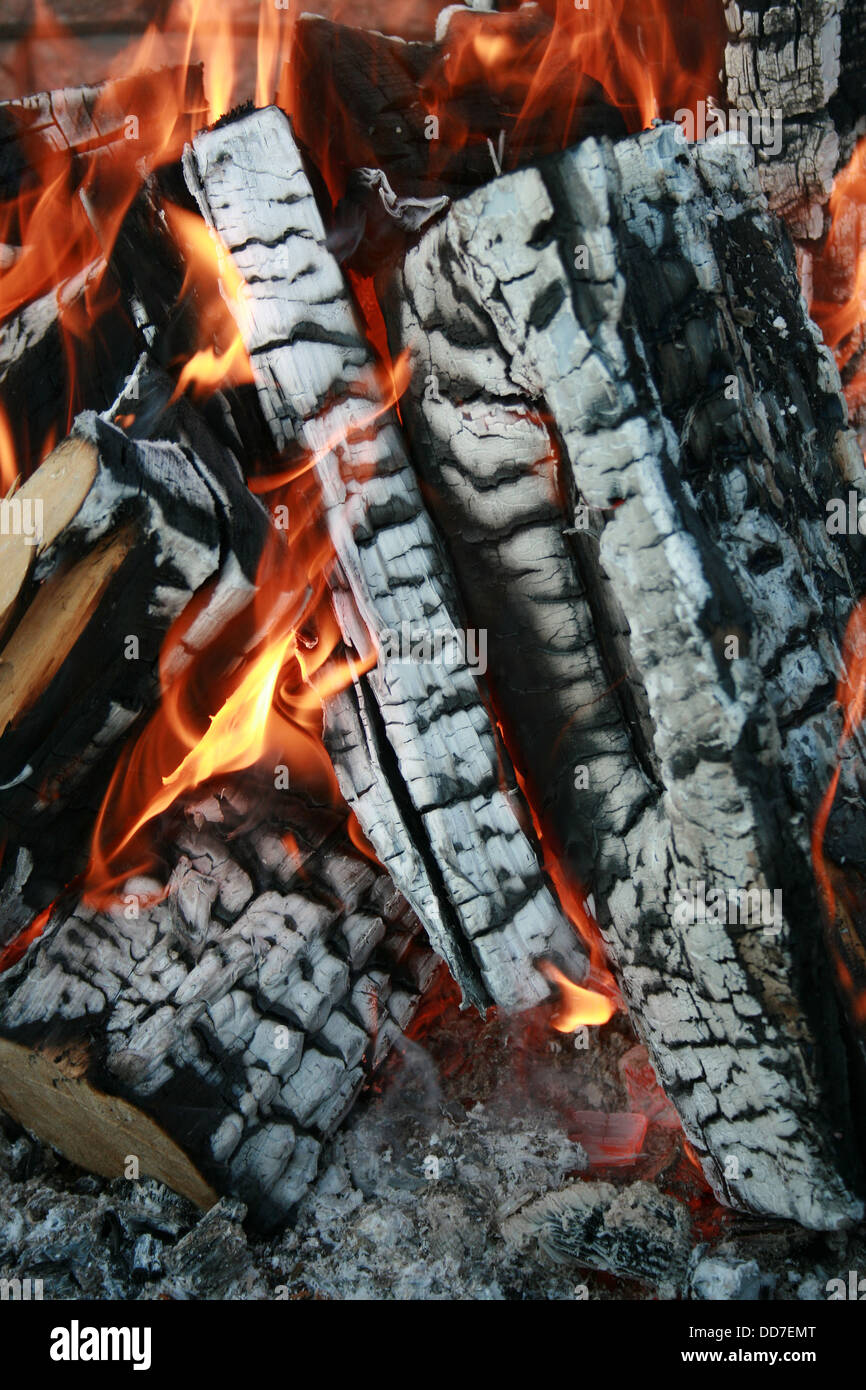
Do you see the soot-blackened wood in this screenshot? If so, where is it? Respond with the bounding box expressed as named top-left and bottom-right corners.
top-left (181, 105), bottom-right (588, 1014)
top-left (0, 260), bottom-right (142, 474)
top-left (288, 10), bottom-right (628, 210)
top-left (385, 124), bottom-right (866, 1228)
top-left (0, 407), bottom-right (271, 930)
top-left (0, 783), bottom-right (438, 1229)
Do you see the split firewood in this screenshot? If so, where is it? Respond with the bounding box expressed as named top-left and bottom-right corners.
top-left (0, 781), bottom-right (439, 1229)
top-left (383, 123), bottom-right (866, 1229)
top-left (181, 105), bottom-right (590, 1013)
top-left (0, 403), bottom-right (272, 929)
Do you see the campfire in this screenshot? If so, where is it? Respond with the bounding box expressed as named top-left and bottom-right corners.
top-left (0, 0), bottom-right (865, 1304)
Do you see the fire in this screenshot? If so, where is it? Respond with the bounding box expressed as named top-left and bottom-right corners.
top-left (1, 0), bottom-right (718, 1010)
top-left (810, 137), bottom-right (866, 415)
top-left (539, 960), bottom-right (617, 1031)
top-left (164, 203), bottom-right (256, 401)
top-left (82, 456), bottom-right (376, 902)
top-left (811, 599), bottom-right (866, 1023)
top-left (287, 0), bottom-right (725, 204)
top-left (0, 405), bottom-right (17, 494)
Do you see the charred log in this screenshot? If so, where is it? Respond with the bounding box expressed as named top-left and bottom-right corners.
top-left (180, 104), bottom-right (589, 1014)
top-left (0, 782), bottom-right (438, 1229)
top-left (383, 124), bottom-right (866, 1228)
top-left (0, 407), bottom-right (272, 926)
top-left (0, 66), bottom-right (207, 201)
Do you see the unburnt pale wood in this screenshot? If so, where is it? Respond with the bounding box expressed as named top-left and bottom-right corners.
top-left (0, 1038), bottom-right (218, 1211)
top-left (0, 435), bottom-right (99, 638)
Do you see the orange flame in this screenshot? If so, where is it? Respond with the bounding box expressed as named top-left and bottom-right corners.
top-left (164, 203), bottom-right (256, 401)
top-left (0, 404), bottom-right (17, 493)
top-left (539, 960), bottom-right (617, 1031)
top-left (287, 0), bottom-right (724, 204)
top-left (811, 600), bottom-right (866, 1022)
top-left (811, 137), bottom-right (866, 415)
top-left (83, 450), bottom-right (377, 902)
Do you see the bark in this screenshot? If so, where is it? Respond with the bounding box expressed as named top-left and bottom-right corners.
top-left (383, 124), bottom-right (866, 1228)
top-left (181, 104), bottom-right (589, 1014)
top-left (0, 781), bottom-right (438, 1229)
top-left (0, 405), bottom-right (272, 928)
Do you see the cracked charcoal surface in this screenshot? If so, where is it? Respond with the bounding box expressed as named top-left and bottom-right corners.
top-left (385, 123), bottom-right (866, 1228)
top-left (723, 0), bottom-right (866, 239)
top-left (181, 105), bottom-right (589, 1013)
top-left (0, 781), bottom-right (439, 1227)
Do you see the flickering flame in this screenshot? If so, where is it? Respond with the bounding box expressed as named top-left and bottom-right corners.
top-left (164, 203), bottom-right (256, 401)
top-left (810, 137), bottom-right (866, 415)
top-left (811, 600), bottom-right (866, 1022)
top-left (183, 0), bottom-right (235, 122)
top-left (539, 960), bottom-right (617, 1031)
top-left (287, 0), bottom-right (724, 204)
top-left (0, 405), bottom-right (17, 494)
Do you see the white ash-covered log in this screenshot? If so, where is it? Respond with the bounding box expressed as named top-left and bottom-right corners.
top-left (0, 403), bottom-right (273, 931)
top-left (180, 104), bottom-right (589, 1015)
top-left (381, 123), bottom-right (866, 1228)
top-left (0, 780), bottom-right (438, 1229)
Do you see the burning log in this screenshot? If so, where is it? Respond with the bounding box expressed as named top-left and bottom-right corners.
top-left (0, 260), bottom-right (142, 470)
top-left (288, 7), bottom-right (630, 221)
top-left (0, 404), bottom-right (272, 926)
top-left (0, 781), bottom-right (438, 1229)
top-left (382, 124), bottom-right (866, 1228)
top-left (180, 104), bottom-right (590, 1014)
top-left (0, 66), bottom-right (210, 467)
top-left (0, 66), bottom-right (207, 200)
